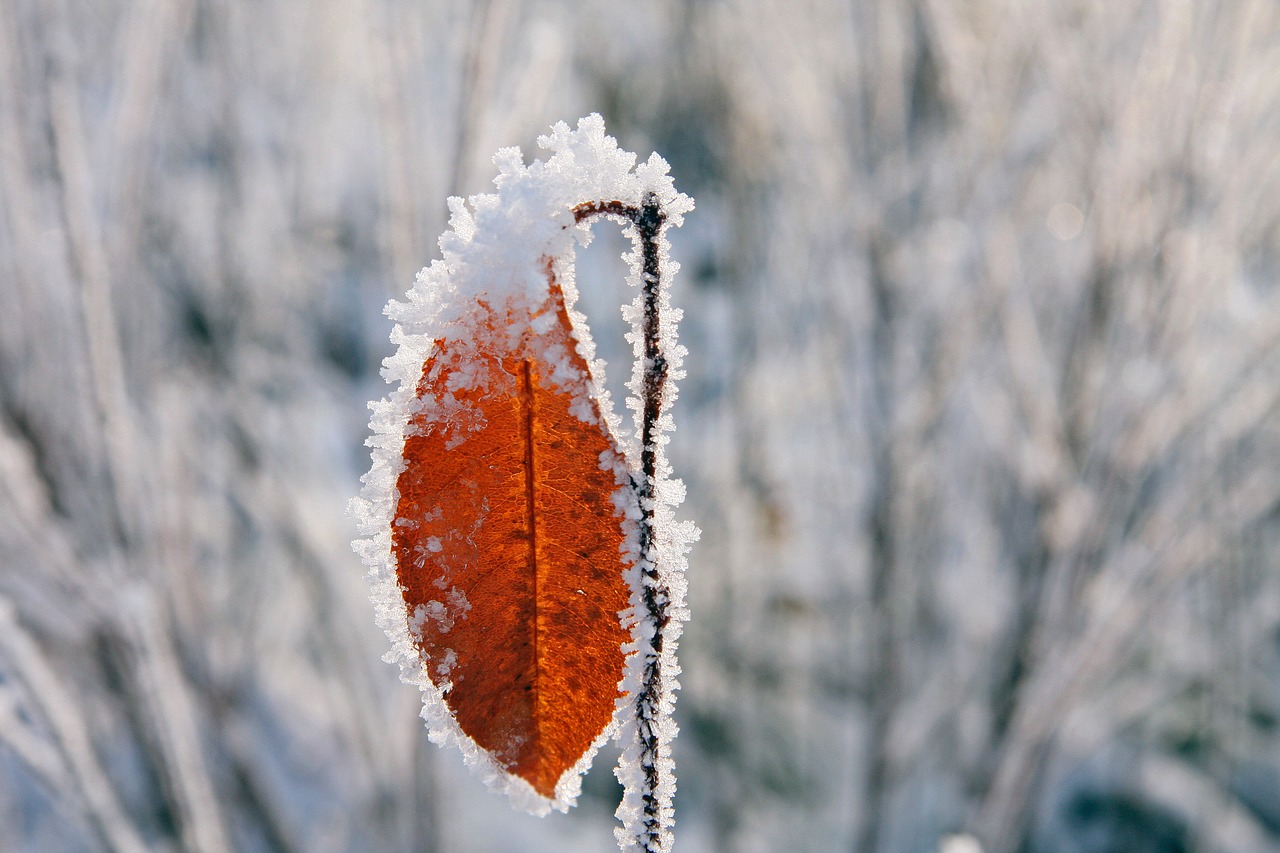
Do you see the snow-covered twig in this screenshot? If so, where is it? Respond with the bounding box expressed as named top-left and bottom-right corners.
top-left (575, 190), bottom-right (692, 853)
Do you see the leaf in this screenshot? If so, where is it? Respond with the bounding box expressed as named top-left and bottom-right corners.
top-left (351, 115), bottom-right (694, 829)
top-left (391, 266), bottom-right (631, 800)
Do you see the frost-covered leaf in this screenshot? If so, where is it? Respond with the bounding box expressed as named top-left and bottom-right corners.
top-left (351, 116), bottom-right (694, 827)
top-left (393, 270), bottom-right (631, 803)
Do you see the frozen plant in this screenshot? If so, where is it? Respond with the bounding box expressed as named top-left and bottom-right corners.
top-left (351, 115), bottom-right (696, 853)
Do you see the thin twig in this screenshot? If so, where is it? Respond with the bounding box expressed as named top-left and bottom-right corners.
top-left (574, 193), bottom-right (678, 853)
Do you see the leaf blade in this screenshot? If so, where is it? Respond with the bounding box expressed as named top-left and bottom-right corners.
top-left (391, 276), bottom-right (631, 800)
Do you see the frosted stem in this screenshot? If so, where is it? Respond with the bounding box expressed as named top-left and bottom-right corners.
top-left (575, 193), bottom-right (678, 853)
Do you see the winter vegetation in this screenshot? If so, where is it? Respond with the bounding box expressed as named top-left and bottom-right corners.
top-left (352, 117), bottom-right (694, 852)
top-left (2, 1), bottom-right (1280, 852)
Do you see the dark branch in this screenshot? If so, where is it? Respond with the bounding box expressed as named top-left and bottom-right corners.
top-left (574, 192), bottom-right (674, 852)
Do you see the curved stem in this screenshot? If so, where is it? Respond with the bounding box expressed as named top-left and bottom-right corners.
top-left (574, 193), bottom-right (677, 852)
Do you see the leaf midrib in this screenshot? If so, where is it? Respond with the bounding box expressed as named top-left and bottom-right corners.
top-left (520, 358), bottom-right (544, 760)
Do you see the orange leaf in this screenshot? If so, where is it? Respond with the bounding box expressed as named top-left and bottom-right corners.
top-left (391, 266), bottom-right (631, 799)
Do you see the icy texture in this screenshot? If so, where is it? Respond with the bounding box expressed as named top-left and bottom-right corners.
top-left (349, 115), bottom-right (694, 821)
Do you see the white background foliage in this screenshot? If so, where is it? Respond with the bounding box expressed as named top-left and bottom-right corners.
top-left (2, 1), bottom-right (1280, 852)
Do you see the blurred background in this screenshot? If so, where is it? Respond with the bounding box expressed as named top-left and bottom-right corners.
top-left (3, 0), bottom-right (1280, 851)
